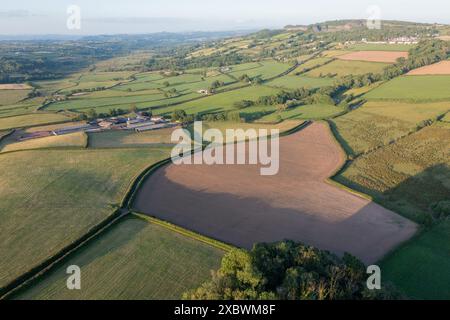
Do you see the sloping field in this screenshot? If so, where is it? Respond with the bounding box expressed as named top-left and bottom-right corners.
top-left (381, 220), bottom-right (450, 300)
top-left (331, 101), bottom-right (450, 156)
top-left (337, 51), bottom-right (408, 63)
top-left (335, 124), bottom-right (450, 223)
top-left (0, 147), bottom-right (170, 289)
top-left (0, 113), bottom-right (71, 131)
top-left (133, 122), bottom-right (417, 264)
top-left (0, 89), bottom-right (31, 106)
top-left (345, 43), bottom-right (415, 52)
top-left (365, 75), bottom-right (450, 101)
top-left (1, 132), bottom-right (87, 153)
top-left (88, 128), bottom-right (179, 148)
top-left (14, 216), bottom-right (223, 300)
top-left (306, 60), bottom-right (389, 77)
top-left (407, 60), bottom-right (450, 75)
top-left (267, 75), bottom-right (334, 90)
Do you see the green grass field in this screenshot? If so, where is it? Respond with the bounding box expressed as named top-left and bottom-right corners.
top-left (0, 98), bottom-right (46, 119)
top-left (335, 124), bottom-right (450, 223)
top-left (267, 75), bottom-right (334, 90)
top-left (292, 57), bottom-right (332, 74)
top-left (0, 113), bottom-right (72, 130)
top-left (365, 76), bottom-right (450, 102)
top-left (227, 61), bottom-right (292, 80)
top-left (331, 101), bottom-right (450, 156)
top-left (381, 220), bottom-right (450, 300)
top-left (260, 104), bottom-right (344, 122)
top-left (1, 132), bottom-right (87, 153)
top-left (13, 216), bottom-right (224, 300)
top-left (0, 147), bottom-right (171, 288)
top-left (88, 128), bottom-right (178, 148)
top-left (155, 85), bottom-right (281, 116)
top-left (306, 60), bottom-right (388, 77)
top-left (0, 89), bottom-right (32, 106)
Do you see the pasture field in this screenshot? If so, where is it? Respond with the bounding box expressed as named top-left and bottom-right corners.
top-left (381, 220), bottom-right (450, 300)
top-left (306, 60), bottom-right (389, 77)
top-left (0, 147), bottom-right (171, 288)
top-left (337, 51), bottom-right (408, 63)
top-left (293, 57), bottom-right (332, 74)
top-left (331, 101), bottom-right (450, 156)
top-left (321, 50), bottom-right (352, 57)
top-left (0, 98), bottom-right (45, 118)
top-left (260, 104), bottom-right (344, 122)
top-left (344, 43), bottom-right (415, 51)
top-left (407, 60), bottom-right (450, 75)
top-left (0, 113), bottom-right (72, 131)
top-left (133, 122), bottom-right (417, 264)
top-left (267, 75), bottom-right (334, 90)
top-left (88, 128), bottom-right (179, 148)
top-left (14, 216), bottom-right (224, 300)
top-left (365, 75), bottom-right (450, 101)
top-left (334, 124), bottom-right (450, 223)
top-left (0, 89), bottom-right (31, 106)
top-left (227, 61), bottom-right (292, 80)
top-left (1, 132), bottom-right (87, 153)
top-left (156, 85), bottom-right (281, 116)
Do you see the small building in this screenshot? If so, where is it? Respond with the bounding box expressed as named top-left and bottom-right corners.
top-left (134, 122), bottom-right (176, 132)
top-left (52, 124), bottom-right (96, 136)
top-left (197, 89), bottom-right (209, 95)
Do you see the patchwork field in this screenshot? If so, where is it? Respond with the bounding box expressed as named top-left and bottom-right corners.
top-left (13, 216), bottom-right (224, 300)
top-left (365, 75), bottom-right (450, 101)
top-left (1, 132), bottom-right (87, 153)
top-left (407, 60), bottom-right (450, 75)
top-left (337, 51), bottom-right (408, 63)
top-left (344, 43), bottom-right (415, 52)
top-left (331, 101), bottom-right (450, 156)
top-left (226, 61), bottom-right (292, 80)
top-left (306, 60), bottom-right (389, 77)
top-left (335, 124), bottom-right (450, 223)
top-left (0, 147), bottom-right (171, 289)
top-left (381, 220), bottom-right (450, 300)
top-left (293, 57), bottom-right (332, 74)
top-left (133, 122), bottom-right (417, 264)
top-left (0, 113), bottom-right (72, 131)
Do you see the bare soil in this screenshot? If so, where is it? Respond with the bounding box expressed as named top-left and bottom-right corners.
top-left (407, 60), bottom-right (450, 75)
top-left (133, 122), bottom-right (417, 264)
top-left (337, 51), bottom-right (408, 63)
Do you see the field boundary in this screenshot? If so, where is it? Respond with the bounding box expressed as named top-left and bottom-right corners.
top-left (133, 212), bottom-right (234, 252)
top-left (0, 208), bottom-right (127, 300)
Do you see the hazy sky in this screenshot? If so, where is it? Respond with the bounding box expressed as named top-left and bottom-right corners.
top-left (0, 0), bottom-right (449, 35)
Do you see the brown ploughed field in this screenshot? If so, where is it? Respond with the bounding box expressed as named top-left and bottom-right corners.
top-left (133, 122), bottom-right (417, 264)
top-left (407, 60), bottom-right (450, 75)
top-left (337, 51), bottom-right (408, 63)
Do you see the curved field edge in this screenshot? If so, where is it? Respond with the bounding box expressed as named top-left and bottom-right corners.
top-left (11, 215), bottom-right (224, 300)
top-left (0, 147), bottom-right (170, 298)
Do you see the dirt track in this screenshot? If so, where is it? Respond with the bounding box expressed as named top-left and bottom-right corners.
top-left (407, 60), bottom-right (450, 75)
top-left (133, 122), bottom-right (417, 264)
top-left (337, 51), bottom-right (408, 63)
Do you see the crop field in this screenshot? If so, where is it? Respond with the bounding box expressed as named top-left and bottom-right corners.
top-left (0, 89), bottom-right (31, 106)
top-left (156, 85), bottom-right (281, 116)
top-left (0, 84), bottom-right (32, 90)
top-left (88, 128), bottom-right (179, 148)
top-left (0, 113), bottom-right (72, 131)
top-left (365, 75), bottom-right (450, 101)
top-left (0, 147), bottom-right (171, 288)
top-left (381, 220), bottom-right (450, 300)
top-left (337, 51), bottom-right (408, 63)
top-left (14, 216), bottom-right (224, 300)
top-left (306, 60), bottom-right (389, 77)
top-left (133, 122), bottom-right (417, 264)
top-left (334, 124), bottom-right (450, 223)
top-left (267, 75), bottom-right (334, 89)
top-left (1, 132), bottom-right (87, 153)
top-left (407, 60), bottom-right (450, 75)
top-left (331, 101), bottom-right (450, 156)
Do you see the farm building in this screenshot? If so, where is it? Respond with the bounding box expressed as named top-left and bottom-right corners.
top-left (134, 123), bottom-right (177, 132)
top-left (52, 124), bottom-right (97, 136)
